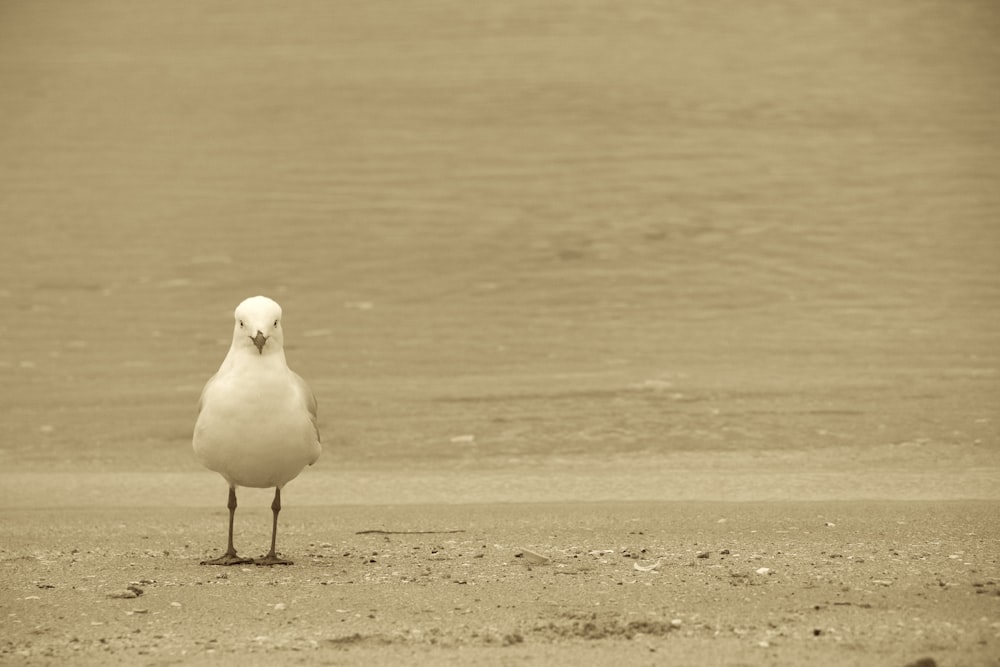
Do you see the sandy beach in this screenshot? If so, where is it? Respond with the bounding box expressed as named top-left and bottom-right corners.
top-left (1, 0), bottom-right (998, 664)
top-left (3, 501), bottom-right (998, 666)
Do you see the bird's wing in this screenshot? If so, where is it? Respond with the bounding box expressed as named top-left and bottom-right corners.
top-left (195, 371), bottom-right (220, 417)
top-left (293, 369), bottom-right (322, 449)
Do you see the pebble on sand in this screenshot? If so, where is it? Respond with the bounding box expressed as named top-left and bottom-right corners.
top-left (515, 549), bottom-right (551, 565)
top-left (107, 590), bottom-right (139, 599)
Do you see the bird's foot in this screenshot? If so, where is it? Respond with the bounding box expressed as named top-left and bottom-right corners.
top-left (254, 552), bottom-right (293, 566)
top-left (200, 551), bottom-right (254, 566)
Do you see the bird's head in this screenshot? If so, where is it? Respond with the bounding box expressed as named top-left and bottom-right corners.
top-left (232, 295), bottom-right (284, 356)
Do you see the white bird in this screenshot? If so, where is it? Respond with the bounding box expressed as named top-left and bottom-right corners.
top-left (193, 296), bottom-right (321, 566)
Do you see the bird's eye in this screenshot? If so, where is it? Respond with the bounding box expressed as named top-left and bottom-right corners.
top-left (274, 319), bottom-right (279, 327)
top-left (239, 320), bottom-right (244, 328)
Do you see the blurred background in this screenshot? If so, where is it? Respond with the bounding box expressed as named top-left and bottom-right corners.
top-left (0, 1), bottom-right (997, 500)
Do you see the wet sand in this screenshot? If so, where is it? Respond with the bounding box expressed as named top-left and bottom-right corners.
top-left (1, 0), bottom-right (999, 664)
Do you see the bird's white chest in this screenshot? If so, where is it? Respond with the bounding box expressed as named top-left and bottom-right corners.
top-left (193, 361), bottom-right (318, 488)
top-left (210, 366), bottom-right (294, 419)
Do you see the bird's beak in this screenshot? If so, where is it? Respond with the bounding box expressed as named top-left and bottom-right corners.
top-left (251, 331), bottom-right (267, 354)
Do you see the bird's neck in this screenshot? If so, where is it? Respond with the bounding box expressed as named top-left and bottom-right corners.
top-left (219, 346), bottom-right (288, 374)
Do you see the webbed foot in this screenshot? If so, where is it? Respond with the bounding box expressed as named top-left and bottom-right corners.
top-left (253, 553), bottom-right (293, 566)
top-left (200, 551), bottom-right (253, 566)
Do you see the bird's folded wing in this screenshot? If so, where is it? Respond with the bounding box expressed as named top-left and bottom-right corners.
top-left (293, 370), bottom-right (322, 447)
top-left (195, 371), bottom-right (220, 416)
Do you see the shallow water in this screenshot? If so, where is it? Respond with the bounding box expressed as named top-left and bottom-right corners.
top-left (0, 1), bottom-right (998, 484)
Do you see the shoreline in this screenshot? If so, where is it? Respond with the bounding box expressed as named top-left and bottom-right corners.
top-left (2, 464), bottom-right (999, 510)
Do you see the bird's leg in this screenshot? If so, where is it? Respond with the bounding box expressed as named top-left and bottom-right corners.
top-left (255, 487), bottom-right (293, 566)
top-left (201, 486), bottom-right (253, 566)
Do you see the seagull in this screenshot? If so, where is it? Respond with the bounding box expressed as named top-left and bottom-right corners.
top-left (193, 296), bottom-right (321, 566)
